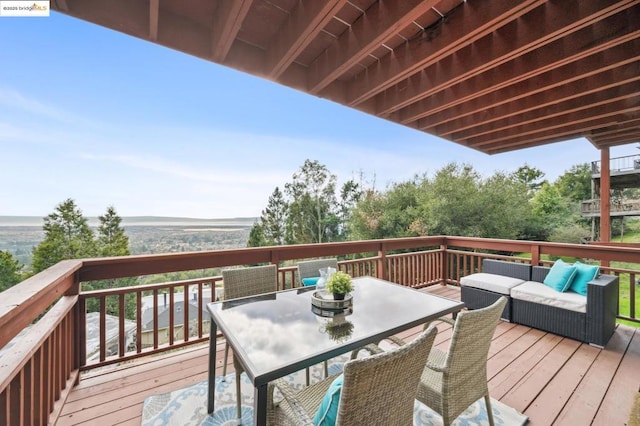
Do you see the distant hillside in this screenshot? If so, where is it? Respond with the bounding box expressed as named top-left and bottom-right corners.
top-left (0, 216), bottom-right (257, 227)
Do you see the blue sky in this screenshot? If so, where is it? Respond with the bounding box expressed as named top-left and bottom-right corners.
top-left (1, 12), bottom-right (638, 219)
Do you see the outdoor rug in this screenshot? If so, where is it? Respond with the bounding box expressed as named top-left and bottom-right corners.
top-left (142, 357), bottom-right (528, 426)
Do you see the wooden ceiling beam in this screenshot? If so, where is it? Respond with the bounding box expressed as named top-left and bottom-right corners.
top-left (266, 0), bottom-right (348, 79)
top-left (468, 97), bottom-right (640, 147)
top-left (307, 0), bottom-right (439, 94)
top-left (470, 100), bottom-right (640, 149)
top-left (485, 133), bottom-right (597, 154)
top-left (591, 131), bottom-right (640, 145)
top-left (378, 0), bottom-right (637, 117)
top-left (588, 120), bottom-right (640, 145)
top-left (399, 6), bottom-right (640, 126)
top-left (149, 0), bottom-right (159, 41)
top-left (340, 0), bottom-right (545, 107)
top-left (590, 118), bottom-right (640, 138)
top-left (423, 52), bottom-right (640, 135)
top-left (54, 0), bottom-right (69, 11)
top-left (448, 80), bottom-right (640, 141)
top-left (211, 0), bottom-right (253, 63)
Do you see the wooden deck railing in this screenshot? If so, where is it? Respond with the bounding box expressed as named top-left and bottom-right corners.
top-left (1, 236), bottom-right (639, 424)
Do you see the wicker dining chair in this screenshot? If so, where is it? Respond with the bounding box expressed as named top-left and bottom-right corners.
top-left (417, 296), bottom-right (507, 426)
top-left (266, 326), bottom-right (438, 426)
top-left (221, 264), bottom-right (278, 423)
top-left (297, 258), bottom-right (339, 286)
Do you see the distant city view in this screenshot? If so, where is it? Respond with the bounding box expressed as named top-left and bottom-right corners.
top-left (0, 216), bottom-right (256, 267)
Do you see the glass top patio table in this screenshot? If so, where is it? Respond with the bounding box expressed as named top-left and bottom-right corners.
top-left (206, 276), bottom-right (464, 426)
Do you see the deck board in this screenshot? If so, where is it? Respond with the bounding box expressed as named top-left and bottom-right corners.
top-left (554, 325), bottom-right (634, 425)
top-left (489, 332), bottom-right (563, 400)
top-left (594, 327), bottom-right (640, 425)
top-left (56, 285), bottom-right (640, 426)
top-left (500, 337), bottom-right (581, 414)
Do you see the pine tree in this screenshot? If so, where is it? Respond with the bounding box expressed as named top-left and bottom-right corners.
top-left (0, 251), bottom-right (23, 292)
top-left (86, 206), bottom-right (137, 319)
top-left (97, 206), bottom-right (130, 256)
top-left (260, 187), bottom-right (287, 245)
top-left (31, 199), bottom-right (97, 273)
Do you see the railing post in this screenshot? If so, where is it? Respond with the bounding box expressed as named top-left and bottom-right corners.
top-left (531, 244), bottom-right (540, 267)
top-left (440, 243), bottom-right (447, 286)
top-left (73, 271), bottom-right (84, 383)
top-left (377, 242), bottom-right (387, 280)
top-left (270, 251), bottom-right (282, 290)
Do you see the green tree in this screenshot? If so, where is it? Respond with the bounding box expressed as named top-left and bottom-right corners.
top-left (247, 221), bottom-right (267, 247)
top-left (337, 178), bottom-right (363, 241)
top-left (555, 163), bottom-right (592, 202)
top-left (348, 179), bottom-right (422, 240)
top-left (97, 206), bottom-right (130, 256)
top-left (421, 163), bottom-right (483, 237)
top-left (530, 182), bottom-right (572, 238)
top-left (512, 164), bottom-right (546, 197)
top-left (251, 160), bottom-right (365, 246)
top-left (84, 206), bottom-right (137, 319)
top-left (476, 172), bottom-right (533, 239)
top-left (285, 160), bottom-right (338, 244)
top-left (0, 251), bottom-right (23, 292)
top-left (260, 187), bottom-right (288, 245)
top-left (349, 163), bottom-right (536, 241)
top-left (31, 199), bottom-right (97, 273)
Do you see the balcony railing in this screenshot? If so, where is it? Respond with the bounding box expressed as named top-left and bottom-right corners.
top-left (581, 198), bottom-right (640, 215)
top-left (1, 236), bottom-right (639, 424)
top-left (591, 153), bottom-right (640, 174)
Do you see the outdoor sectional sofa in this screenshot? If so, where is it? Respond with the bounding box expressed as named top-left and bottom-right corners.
top-left (460, 259), bottom-right (619, 347)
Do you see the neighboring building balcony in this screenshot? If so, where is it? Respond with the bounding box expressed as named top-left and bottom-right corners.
top-left (1, 236), bottom-right (639, 425)
top-left (590, 154), bottom-right (640, 191)
top-left (581, 198), bottom-right (640, 217)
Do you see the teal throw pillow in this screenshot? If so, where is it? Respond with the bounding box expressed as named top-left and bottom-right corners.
top-left (313, 374), bottom-right (343, 426)
top-left (570, 261), bottom-right (599, 296)
top-left (543, 259), bottom-right (578, 292)
top-left (302, 277), bottom-right (320, 286)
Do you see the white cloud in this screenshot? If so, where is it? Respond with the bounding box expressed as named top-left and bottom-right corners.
top-left (0, 87), bottom-right (78, 123)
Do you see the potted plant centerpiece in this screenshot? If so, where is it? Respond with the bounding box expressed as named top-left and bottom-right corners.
top-left (326, 271), bottom-right (353, 300)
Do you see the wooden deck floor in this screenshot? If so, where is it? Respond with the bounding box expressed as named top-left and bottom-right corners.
top-left (57, 285), bottom-right (640, 425)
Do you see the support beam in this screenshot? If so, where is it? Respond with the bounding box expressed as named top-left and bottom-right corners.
top-left (427, 57), bottom-right (640, 137)
top-left (383, 0), bottom-right (639, 119)
top-left (600, 148), bottom-right (612, 247)
top-left (458, 86), bottom-right (640, 145)
top-left (307, 0), bottom-right (439, 94)
top-left (266, 0), bottom-right (348, 79)
top-left (149, 0), bottom-right (159, 41)
top-left (470, 100), bottom-right (640, 149)
top-left (343, 0), bottom-right (546, 107)
top-left (211, 0), bottom-right (253, 63)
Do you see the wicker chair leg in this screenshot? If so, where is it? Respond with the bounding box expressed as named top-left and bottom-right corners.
top-left (222, 342), bottom-right (229, 379)
top-left (236, 368), bottom-right (242, 422)
top-left (323, 360), bottom-right (329, 378)
top-left (305, 367), bottom-right (310, 386)
top-left (484, 394), bottom-right (495, 426)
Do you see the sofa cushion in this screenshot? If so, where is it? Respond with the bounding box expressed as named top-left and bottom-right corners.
top-left (570, 261), bottom-right (599, 296)
top-left (460, 273), bottom-right (525, 295)
top-left (511, 281), bottom-right (587, 313)
top-left (543, 259), bottom-right (577, 292)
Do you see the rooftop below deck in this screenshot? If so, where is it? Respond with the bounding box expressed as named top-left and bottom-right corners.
top-left (57, 285), bottom-right (640, 426)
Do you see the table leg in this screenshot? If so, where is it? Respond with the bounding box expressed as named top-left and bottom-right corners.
top-left (208, 319), bottom-right (217, 414)
top-left (254, 383), bottom-right (268, 426)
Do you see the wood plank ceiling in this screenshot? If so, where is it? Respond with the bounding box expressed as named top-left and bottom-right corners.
top-left (51, 0), bottom-right (640, 154)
